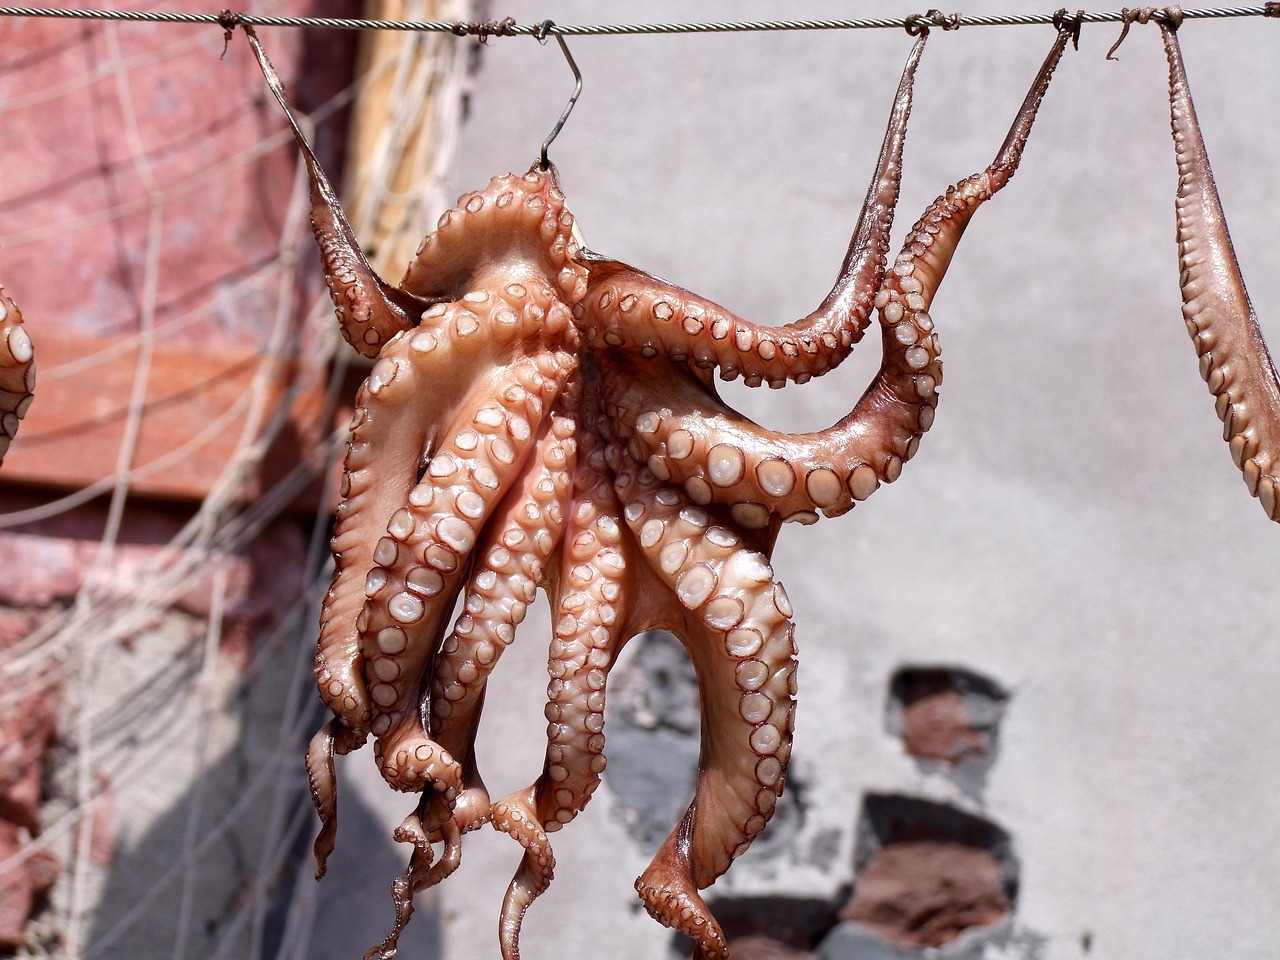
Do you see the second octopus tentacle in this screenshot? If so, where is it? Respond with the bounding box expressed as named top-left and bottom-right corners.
top-left (572, 34), bottom-right (929, 388)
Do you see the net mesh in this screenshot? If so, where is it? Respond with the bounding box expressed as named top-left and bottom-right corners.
top-left (0, 2), bottom-right (468, 955)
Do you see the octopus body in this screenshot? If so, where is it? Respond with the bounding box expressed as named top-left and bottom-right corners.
top-left (0, 285), bottom-right (35, 467)
top-left (248, 24), bottom-right (1070, 960)
top-left (1159, 20), bottom-right (1280, 520)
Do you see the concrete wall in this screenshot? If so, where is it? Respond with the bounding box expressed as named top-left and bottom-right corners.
top-left (313, 3), bottom-right (1280, 959)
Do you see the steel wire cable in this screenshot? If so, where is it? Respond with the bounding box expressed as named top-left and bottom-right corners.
top-left (0, 4), bottom-right (1277, 35)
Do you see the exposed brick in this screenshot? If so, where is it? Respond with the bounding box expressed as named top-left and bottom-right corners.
top-left (841, 840), bottom-right (1011, 947)
top-left (0, 820), bottom-right (58, 950)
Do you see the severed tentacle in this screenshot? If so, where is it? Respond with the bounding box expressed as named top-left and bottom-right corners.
top-left (491, 431), bottom-right (634, 960)
top-left (305, 718), bottom-right (366, 879)
top-left (401, 165), bottom-right (588, 308)
top-left (574, 35), bottom-right (928, 387)
top-left (609, 27), bottom-right (1073, 527)
top-left (243, 26), bottom-right (439, 358)
top-left (364, 355), bottom-right (571, 793)
top-left (620, 481), bottom-right (796, 960)
top-left (1160, 23), bottom-right (1280, 520)
top-left (0, 286), bottom-right (34, 467)
top-left (427, 409), bottom-right (579, 837)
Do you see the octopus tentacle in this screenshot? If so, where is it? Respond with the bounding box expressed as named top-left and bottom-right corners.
top-left (429, 410), bottom-right (579, 837)
top-left (491, 433), bottom-right (633, 960)
top-left (620, 481), bottom-right (796, 960)
top-left (364, 793), bottom-right (462, 960)
top-left (609, 28), bottom-right (1073, 527)
top-left (244, 26), bottom-right (437, 358)
top-left (605, 360), bottom-right (890, 526)
top-left (573, 35), bottom-right (928, 387)
top-left (1159, 22), bottom-right (1280, 519)
top-left (366, 354), bottom-right (571, 792)
top-left (491, 786), bottom-right (555, 960)
top-left (0, 286), bottom-right (35, 466)
top-left (305, 718), bottom-right (366, 879)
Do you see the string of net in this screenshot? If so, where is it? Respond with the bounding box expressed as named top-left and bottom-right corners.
top-left (0, 1), bottom-right (470, 956)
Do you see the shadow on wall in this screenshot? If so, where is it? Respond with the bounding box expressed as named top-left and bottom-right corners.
top-left (72, 522), bottom-right (445, 960)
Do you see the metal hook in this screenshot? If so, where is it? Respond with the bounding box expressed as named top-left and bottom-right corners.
top-left (534, 21), bottom-right (582, 170)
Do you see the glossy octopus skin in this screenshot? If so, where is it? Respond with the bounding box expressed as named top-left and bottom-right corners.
top-left (247, 22), bottom-right (1069, 960)
top-left (590, 44), bottom-right (1070, 544)
top-left (0, 285), bottom-right (35, 467)
top-left (1159, 22), bottom-right (1280, 521)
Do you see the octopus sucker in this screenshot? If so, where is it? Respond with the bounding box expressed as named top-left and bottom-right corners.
top-left (243, 15), bottom-right (1073, 957)
top-left (0, 285), bottom-right (35, 467)
top-left (1158, 21), bottom-right (1280, 521)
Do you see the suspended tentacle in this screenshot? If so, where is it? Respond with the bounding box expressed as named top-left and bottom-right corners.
top-left (366, 353), bottom-right (573, 793)
top-left (244, 26), bottom-right (438, 358)
top-left (618, 477), bottom-right (796, 960)
top-left (0, 286), bottom-right (34, 467)
top-left (1160, 23), bottom-right (1280, 520)
top-left (304, 718), bottom-right (366, 879)
top-left (428, 408), bottom-right (579, 838)
top-left (608, 26), bottom-right (1073, 527)
top-left (401, 165), bottom-right (588, 307)
top-left (574, 35), bottom-right (928, 387)
top-left (490, 429), bottom-right (635, 960)
top-left (886, 21), bottom-right (1072, 311)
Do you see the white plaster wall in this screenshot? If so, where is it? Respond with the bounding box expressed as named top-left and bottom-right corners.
top-left (311, 3), bottom-right (1280, 959)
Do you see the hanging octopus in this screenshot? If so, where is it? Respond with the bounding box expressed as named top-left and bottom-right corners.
top-left (245, 19), bottom-right (1072, 960)
top-left (0, 285), bottom-right (34, 468)
top-left (1158, 12), bottom-right (1280, 521)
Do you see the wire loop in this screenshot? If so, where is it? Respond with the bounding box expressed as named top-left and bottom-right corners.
top-left (905, 8), bottom-right (962, 35)
top-left (1052, 7), bottom-right (1087, 46)
top-left (451, 16), bottom-right (516, 42)
top-left (216, 8), bottom-right (244, 58)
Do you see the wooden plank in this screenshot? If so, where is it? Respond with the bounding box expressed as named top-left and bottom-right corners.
top-left (0, 328), bottom-right (355, 510)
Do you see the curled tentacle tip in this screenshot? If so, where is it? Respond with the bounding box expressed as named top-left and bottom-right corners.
top-left (1106, 6), bottom-right (1180, 60)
